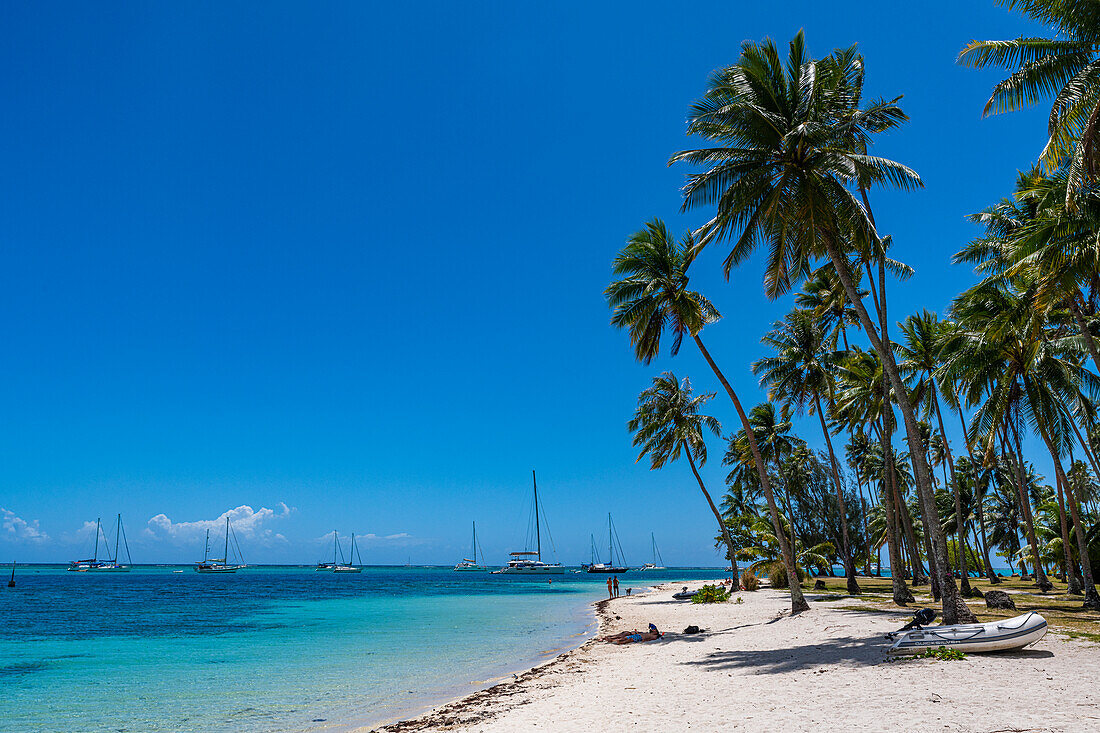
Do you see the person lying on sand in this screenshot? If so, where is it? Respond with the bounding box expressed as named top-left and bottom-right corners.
top-left (599, 624), bottom-right (663, 644)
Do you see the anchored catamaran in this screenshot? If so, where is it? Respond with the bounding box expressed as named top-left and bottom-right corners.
top-left (454, 521), bottom-right (487, 571)
top-left (195, 517), bottom-right (246, 573)
top-left (493, 471), bottom-right (564, 574)
top-left (67, 514), bottom-right (133, 572)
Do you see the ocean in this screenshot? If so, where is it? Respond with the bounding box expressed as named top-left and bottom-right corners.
top-left (0, 565), bottom-right (722, 732)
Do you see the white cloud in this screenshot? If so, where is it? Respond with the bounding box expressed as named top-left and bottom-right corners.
top-left (60, 520), bottom-right (100, 545)
top-left (0, 507), bottom-right (49, 543)
top-left (311, 530), bottom-right (423, 547)
top-left (144, 504), bottom-right (294, 547)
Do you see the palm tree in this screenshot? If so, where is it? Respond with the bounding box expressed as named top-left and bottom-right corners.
top-left (607, 219), bottom-right (807, 611)
top-left (898, 310), bottom-right (974, 595)
top-left (627, 373), bottom-right (737, 572)
top-left (669, 33), bottom-right (971, 622)
top-left (833, 348), bottom-right (916, 604)
top-left (795, 266), bottom-right (863, 351)
top-left (949, 282), bottom-right (1100, 607)
top-left (958, 0), bottom-right (1100, 204)
top-left (755, 309), bottom-right (861, 594)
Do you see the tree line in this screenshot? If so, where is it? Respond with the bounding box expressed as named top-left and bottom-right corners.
top-left (606, 1), bottom-right (1100, 623)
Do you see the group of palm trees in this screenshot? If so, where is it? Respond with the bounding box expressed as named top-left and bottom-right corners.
top-left (606, 2), bottom-right (1100, 623)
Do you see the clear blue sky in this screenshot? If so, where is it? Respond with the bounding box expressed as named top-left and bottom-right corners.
top-left (0, 2), bottom-right (1050, 564)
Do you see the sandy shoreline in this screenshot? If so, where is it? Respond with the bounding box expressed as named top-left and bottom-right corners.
top-left (365, 579), bottom-right (1099, 733)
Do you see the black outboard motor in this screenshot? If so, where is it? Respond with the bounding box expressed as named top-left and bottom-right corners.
top-left (886, 608), bottom-right (936, 639)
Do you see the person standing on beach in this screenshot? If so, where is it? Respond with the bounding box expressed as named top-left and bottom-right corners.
top-left (613, 576), bottom-right (619, 597)
top-left (606, 576), bottom-right (613, 599)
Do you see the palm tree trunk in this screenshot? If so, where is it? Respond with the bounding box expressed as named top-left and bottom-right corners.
top-left (813, 392), bottom-right (860, 594)
top-left (772, 455), bottom-right (801, 569)
top-left (682, 440), bottom-right (740, 585)
top-left (821, 236), bottom-right (967, 622)
top-left (1019, 386), bottom-right (1100, 608)
top-left (953, 405), bottom-right (1000, 584)
top-left (975, 498), bottom-right (1000, 584)
top-left (692, 334), bottom-right (808, 612)
top-left (875, 421), bottom-right (913, 604)
top-left (930, 392), bottom-right (972, 595)
top-left (1006, 419), bottom-right (1053, 591)
top-left (1055, 471), bottom-right (1084, 594)
top-left (859, 488), bottom-right (873, 576)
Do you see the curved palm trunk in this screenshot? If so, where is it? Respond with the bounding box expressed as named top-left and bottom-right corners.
top-left (693, 334), bottom-right (808, 612)
top-left (682, 440), bottom-right (740, 585)
top-left (930, 392), bottom-right (972, 595)
top-left (813, 393), bottom-right (860, 594)
top-left (1006, 420), bottom-right (1053, 592)
top-left (822, 237), bottom-right (968, 623)
top-left (954, 406), bottom-right (1000, 583)
top-left (773, 455), bottom-right (801, 572)
top-left (1055, 472), bottom-right (1083, 594)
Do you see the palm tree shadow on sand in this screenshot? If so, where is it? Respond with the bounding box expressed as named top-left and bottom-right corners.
top-left (676, 609), bottom-right (1054, 674)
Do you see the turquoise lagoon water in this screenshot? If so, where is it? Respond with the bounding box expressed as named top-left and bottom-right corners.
top-left (0, 565), bottom-right (722, 732)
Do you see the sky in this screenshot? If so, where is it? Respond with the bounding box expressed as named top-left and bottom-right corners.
top-left (0, 2), bottom-right (1054, 564)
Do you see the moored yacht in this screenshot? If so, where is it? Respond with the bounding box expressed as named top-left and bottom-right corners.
top-left (584, 514), bottom-right (628, 574)
top-left (493, 471), bottom-right (564, 575)
top-left (639, 533), bottom-right (666, 571)
top-left (195, 517), bottom-right (246, 573)
top-left (454, 521), bottom-right (488, 571)
top-left (68, 515), bottom-right (133, 572)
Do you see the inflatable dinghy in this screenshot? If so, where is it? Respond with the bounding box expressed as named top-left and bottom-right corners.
top-left (887, 611), bottom-right (1047, 654)
top-left (671, 586), bottom-right (695, 601)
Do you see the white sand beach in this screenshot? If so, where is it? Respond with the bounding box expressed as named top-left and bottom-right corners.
top-left (369, 580), bottom-right (1099, 733)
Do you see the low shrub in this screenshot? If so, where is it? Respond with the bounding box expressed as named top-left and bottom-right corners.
top-left (740, 569), bottom-right (760, 591)
top-left (691, 584), bottom-right (731, 604)
top-left (766, 561), bottom-right (804, 588)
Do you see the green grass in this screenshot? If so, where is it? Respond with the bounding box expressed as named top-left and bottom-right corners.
top-left (801, 574), bottom-right (1100, 643)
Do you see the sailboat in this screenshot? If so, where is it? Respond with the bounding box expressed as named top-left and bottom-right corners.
top-left (67, 515), bottom-right (133, 572)
top-left (317, 530), bottom-right (343, 571)
top-left (493, 471), bottom-right (564, 574)
top-left (333, 533), bottom-right (363, 573)
top-left (8, 561), bottom-right (14, 587)
top-left (639, 533), bottom-right (665, 571)
top-left (454, 521), bottom-right (487, 571)
top-left (584, 513), bottom-right (628, 573)
top-left (194, 517), bottom-right (246, 573)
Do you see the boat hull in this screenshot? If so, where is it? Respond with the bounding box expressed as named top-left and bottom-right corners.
top-left (493, 566), bottom-right (566, 575)
top-left (453, 565), bottom-right (488, 572)
top-left (194, 565), bottom-right (243, 573)
top-left (888, 612), bottom-right (1048, 654)
top-left (585, 566), bottom-right (628, 574)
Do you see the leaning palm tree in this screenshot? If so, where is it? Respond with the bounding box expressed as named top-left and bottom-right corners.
top-left (755, 309), bottom-right (861, 594)
top-left (669, 33), bottom-right (970, 622)
top-left (607, 219), bottom-right (807, 611)
top-left (958, 0), bottom-right (1100, 204)
top-left (628, 373), bottom-right (737, 572)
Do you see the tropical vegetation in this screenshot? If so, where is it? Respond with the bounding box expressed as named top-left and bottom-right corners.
top-left (607, 1), bottom-right (1100, 619)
